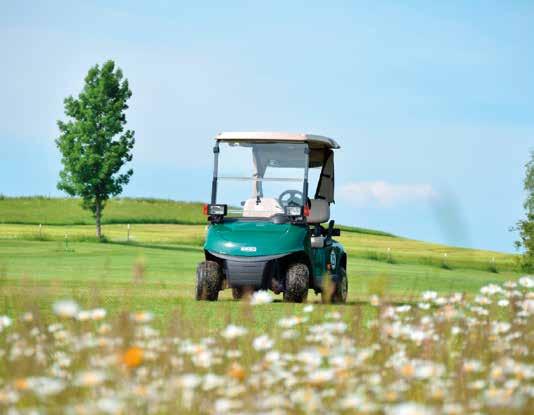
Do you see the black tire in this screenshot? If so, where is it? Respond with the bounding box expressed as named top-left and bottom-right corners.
top-left (331, 267), bottom-right (348, 303)
top-left (283, 263), bottom-right (309, 303)
top-left (196, 261), bottom-right (222, 301)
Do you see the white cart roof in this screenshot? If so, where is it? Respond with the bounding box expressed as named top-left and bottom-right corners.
top-left (215, 132), bottom-right (340, 149)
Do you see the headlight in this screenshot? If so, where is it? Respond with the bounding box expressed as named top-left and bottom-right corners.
top-left (285, 206), bottom-right (303, 217)
top-left (207, 204), bottom-right (227, 216)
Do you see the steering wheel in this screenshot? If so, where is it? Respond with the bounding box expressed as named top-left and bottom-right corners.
top-left (278, 189), bottom-right (304, 208)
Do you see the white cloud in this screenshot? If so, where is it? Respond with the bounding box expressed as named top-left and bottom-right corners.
top-left (338, 180), bottom-right (437, 207)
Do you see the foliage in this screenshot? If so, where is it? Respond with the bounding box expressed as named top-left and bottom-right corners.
top-left (55, 60), bottom-right (135, 238)
top-left (0, 278), bottom-right (532, 413)
top-left (515, 150), bottom-right (534, 271)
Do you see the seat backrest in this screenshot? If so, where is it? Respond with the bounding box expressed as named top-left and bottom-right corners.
top-left (242, 198), bottom-right (284, 218)
top-left (308, 199), bottom-right (330, 224)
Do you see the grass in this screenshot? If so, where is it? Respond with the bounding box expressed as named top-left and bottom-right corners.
top-left (0, 196), bottom-right (522, 324)
top-left (0, 196), bottom-right (206, 225)
top-left (0, 197), bottom-right (531, 413)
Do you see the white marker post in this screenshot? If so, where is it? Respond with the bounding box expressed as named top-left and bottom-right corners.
top-left (127, 224), bottom-right (131, 242)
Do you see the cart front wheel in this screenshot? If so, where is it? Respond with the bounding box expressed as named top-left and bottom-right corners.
top-left (283, 263), bottom-right (309, 303)
top-left (196, 261), bottom-right (222, 301)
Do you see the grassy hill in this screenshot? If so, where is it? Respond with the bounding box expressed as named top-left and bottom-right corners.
top-left (0, 196), bottom-right (206, 225)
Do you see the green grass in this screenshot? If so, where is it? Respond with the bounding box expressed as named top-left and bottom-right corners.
top-left (0, 197), bottom-right (529, 414)
top-left (0, 196), bottom-right (522, 329)
top-left (0, 196), bottom-right (206, 225)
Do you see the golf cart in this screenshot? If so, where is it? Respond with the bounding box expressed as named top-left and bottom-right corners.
top-left (196, 132), bottom-right (347, 303)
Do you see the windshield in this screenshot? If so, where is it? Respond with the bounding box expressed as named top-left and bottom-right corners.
top-left (215, 142), bottom-right (308, 218)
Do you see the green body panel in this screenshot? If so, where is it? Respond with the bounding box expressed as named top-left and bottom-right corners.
top-left (310, 240), bottom-right (345, 287)
top-left (204, 221), bottom-right (308, 257)
top-left (204, 219), bottom-right (346, 290)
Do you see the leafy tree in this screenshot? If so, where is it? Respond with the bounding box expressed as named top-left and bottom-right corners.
top-left (516, 150), bottom-right (534, 271)
top-left (56, 60), bottom-right (135, 239)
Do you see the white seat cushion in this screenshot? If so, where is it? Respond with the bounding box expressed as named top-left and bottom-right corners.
top-left (243, 197), bottom-right (284, 218)
top-left (310, 236), bottom-right (325, 248)
top-left (308, 199), bottom-right (330, 224)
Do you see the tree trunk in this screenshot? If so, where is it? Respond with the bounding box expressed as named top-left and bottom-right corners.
top-left (95, 200), bottom-right (102, 240)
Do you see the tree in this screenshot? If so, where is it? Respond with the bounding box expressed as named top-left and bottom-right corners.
top-left (56, 60), bottom-right (135, 239)
top-left (516, 150), bottom-right (534, 271)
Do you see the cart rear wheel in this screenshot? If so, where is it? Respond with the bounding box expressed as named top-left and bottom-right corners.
top-left (283, 263), bottom-right (309, 303)
top-left (330, 267), bottom-right (348, 303)
top-left (196, 261), bottom-right (222, 301)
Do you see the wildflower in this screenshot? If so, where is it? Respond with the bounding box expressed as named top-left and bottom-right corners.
top-left (227, 362), bottom-right (246, 381)
top-left (281, 329), bottom-right (299, 339)
top-left (481, 284), bottom-right (504, 295)
top-left (178, 373), bottom-right (202, 389)
top-left (308, 368), bottom-right (335, 386)
top-left (250, 290), bottom-right (273, 305)
top-left (122, 346), bottom-right (143, 368)
top-left (27, 377), bottom-right (65, 397)
top-left (504, 280), bottom-right (517, 289)
top-left (325, 311), bottom-right (341, 319)
top-left (434, 297), bottom-right (448, 306)
top-left (221, 324), bottom-right (247, 340)
top-left (253, 335), bottom-right (274, 351)
top-left (521, 298), bottom-right (534, 314)
top-left (131, 311), bottom-right (153, 323)
top-left (91, 308), bottom-right (107, 320)
top-left (463, 360), bottom-right (483, 373)
top-left (518, 276), bottom-right (533, 288)
top-left (303, 304), bottom-right (314, 313)
top-left (75, 370), bottom-right (106, 387)
top-left (370, 294), bottom-right (381, 306)
top-left (422, 291), bottom-right (438, 301)
top-left (297, 349), bottom-right (322, 368)
top-left (76, 310), bottom-right (91, 321)
top-left (386, 402), bottom-right (436, 415)
top-left (0, 315), bottom-right (12, 332)
top-left (395, 305), bottom-right (411, 313)
top-left (498, 299), bottom-right (510, 307)
top-left (338, 393), bottom-right (366, 409)
top-left (21, 312), bottom-right (33, 322)
top-left (226, 350), bottom-right (242, 359)
top-left (97, 397), bottom-right (124, 414)
top-left (492, 321), bottom-right (511, 334)
top-left (52, 300), bottom-right (79, 318)
top-left (474, 295), bottom-right (491, 305)
top-left (418, 302), bottom-right (431, 310)
top-left (203, 373), bottom-right (225, 391)
top-left (451, 326), bottom-right (462, 335)
top-left (98, 323), bottom-right (112, 334)
top-left (215, 399), bottom-right (242, 414)
top-left (278, 316), bottom-right (306, 328)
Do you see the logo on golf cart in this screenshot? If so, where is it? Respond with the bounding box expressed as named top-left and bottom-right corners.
top-left (330, 251), bottom-right (337, 270)
top-left (241, 246), bottom-right (257, 252)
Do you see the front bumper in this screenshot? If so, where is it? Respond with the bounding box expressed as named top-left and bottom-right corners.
top-left (208, 251), bottom-right (286, 287)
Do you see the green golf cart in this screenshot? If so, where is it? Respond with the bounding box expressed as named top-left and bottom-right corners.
top-left (196, 132), bottom-right (347, 303)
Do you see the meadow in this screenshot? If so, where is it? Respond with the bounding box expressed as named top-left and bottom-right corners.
top-left (0, 197), bottom-right (531, 414)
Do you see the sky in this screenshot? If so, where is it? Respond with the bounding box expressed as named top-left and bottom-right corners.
top-left (1, 1), bottom-right (533, 253)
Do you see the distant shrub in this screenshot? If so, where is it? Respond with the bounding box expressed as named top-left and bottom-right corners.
top-left (487, 263), bottom-right (498, 273)
top-left (440, 260), bottom-right (452, 270)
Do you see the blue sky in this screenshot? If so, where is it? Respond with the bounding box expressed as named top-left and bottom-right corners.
top-left (1, 1), bottom-right (533, 252)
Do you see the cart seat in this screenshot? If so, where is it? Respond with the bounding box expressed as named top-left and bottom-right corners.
top-left (308, 199), bottom-right (330, 224)
top-left (243, 197), bottom-right (284, 218)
